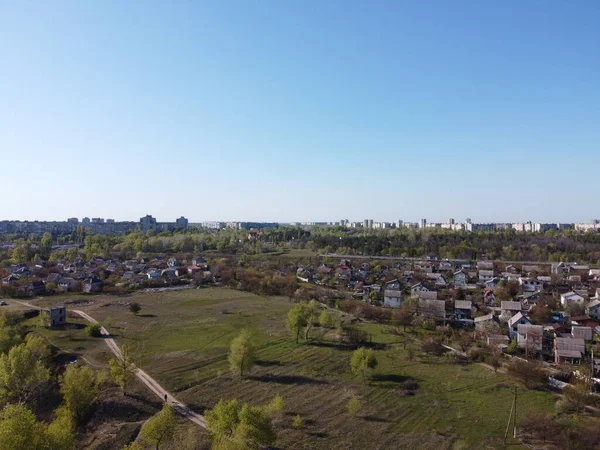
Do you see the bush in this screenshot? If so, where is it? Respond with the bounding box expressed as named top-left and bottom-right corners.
top-left (85, 323), bottom-right (102, 337)
top-left (421, 319), bottom-right (436, 331)
top-left (401, 379), bottom-right (419, 391)
top-left (129, 303), bottom-right (141, 315)
top-left (346, 397), bottom-right (361, 416)
top-left (468, 347), bottom-right (489, 362)
top-left (292, 414), bottom-right (303, 429)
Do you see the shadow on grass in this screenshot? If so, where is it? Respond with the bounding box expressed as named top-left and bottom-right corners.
top-left (371, 374), bottom-right (412, 384)
top-left (362, 415), bottom-right (391, 423)
top-left (306, 341), bottom-right (388, 351)
top-left (137, 314), bottom-right (157, 318)
top-left (308, 432), bottom-right (328, 438)
top-left (249, 374), bottom-right (329, 385)
top-left (255, 359), bottom-right (285, 367)
top-left (119, 392), bottom-right (163, 411)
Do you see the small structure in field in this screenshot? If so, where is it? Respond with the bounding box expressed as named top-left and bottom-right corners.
top-left (49, 306), bottom-right (67, 327)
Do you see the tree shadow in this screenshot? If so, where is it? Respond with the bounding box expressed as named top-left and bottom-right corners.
top-left (306, 341), bottom-right (357, 351)
top-left (308, 432), bottom-right (328, 438)
top-left (371, 374), bottom-right (412, 384)
top-left (137, 314), bottom-right (157, 318)
top-left (362, 416), bottom-right (391, 423)
top-left (249, 375), bottom-right (329, 385)
top-left (255, 360), bottom-right (285, 367)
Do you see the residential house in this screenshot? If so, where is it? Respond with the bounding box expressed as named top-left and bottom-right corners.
top-left (58, 277), bottom-right (77, 291)
top-left (49, 306), bottom-right (66, 327)
top-left (426, 273), bottom-right (447, 287)
top-left (486, 334), bottom-right (509, 350)
top-left (552, 262), bottom-right (572, 275)
top-left (453, 271), bottom-right (468, 287)
top-left (483, 290), bottom-right (496, 306)
top-left (418, 299), bottom-right (446, 320)
top-left (414, 262), bottom-right (433, 273)
top-left (508, 312), bottom-right (532, 339)
top-left (161, 269), bottom-right (177, 279)
top-left (27, 281), bottom-right (46, 296)
top-left (588, 299), bottom-right (600, 321)
top-left (516, 324), bottom-right (544, 353)
top-left (167, 258), bottom-right (179, 268)
top-left (554, 337), bottom-right (585, 364)
top-left (560, 291), bottom-right (585, 306)
top-left (522, 265), bottom-right (540, 274)
top-left (571, 326), bottom-right (593, 342)
top-left (454, 300), bottom-right (473, 319)
top-left (519, 277), bottom-right (543, 292)
top-left (437, 261), bottom-right (453, 272)
top-left (478, 270), bottom-right (495, 283)
top-left (484, 278), bottom-right (502, 289)
top-left (83, 277), bottom-right (104, 293)
top-left (589, 269), bottom-right (600, 278)
top-left (505, 265), bottom-right (518, 274)
top-left (502, 272), bottom-right (521, 282)
top-left (383, 290), bottom-right (403, 308)
top-left (500, 301), bottom-right (522, 320)
top-left (192, 256), bottom-right (205, 266)
top-left (410, 282), bottom-right (431, 298)
top-left (477, 261), bottom-right (495, 271)
top-left (567, 275), bottom-right (582, 283)
top-left (147, 270), bottom-right (161, 281)
top-left (475, 313), bottom-right (498, 330)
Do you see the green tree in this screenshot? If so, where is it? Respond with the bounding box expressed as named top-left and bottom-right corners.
top-left (205, 399), bottom-right (276, 450)
top-left (122, 443), bottom-right (143, 450)
top-left (0, 403), bottom-right (45, 450)
top-left (346, 397), bottom-right (361, 417)
top-left (0, 335), bottom-right (50, 404)
top-left (286, 302), bottom-right (309, 343)
top-left (303, 300), bottom-right (320, 340)
top-left (45, 406), bottom-right (75, 450)
top-left (350, 347), bottom-right (378, 385)
top-left (59, 365), bottom-right (99, 424)
top-left (139, 403), bottom-right (176, 450)
top-left (265, 394), bottom-right (285, 418)
top-left (228, 330), bottom-right (255, 378)
top-left (84, 323), bottom-right (102, 337)
top-left (318, 310), bottom-right (335, 328)
top-left (129, 303), bottom-right (141, 315)
top-left (109, 345), bottom-right (136, 395)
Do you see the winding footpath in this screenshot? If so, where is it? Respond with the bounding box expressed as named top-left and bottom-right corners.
top-left (13, 300), bottom-right (206, 428)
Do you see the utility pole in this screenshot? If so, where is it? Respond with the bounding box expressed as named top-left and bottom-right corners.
top-left (513, 386), bottom-right (518, 439)
top-left (504, 386), bottom-right (518, 443)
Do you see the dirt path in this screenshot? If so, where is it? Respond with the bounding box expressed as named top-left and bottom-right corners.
top-left (13, 300), bottom-right (206, 428)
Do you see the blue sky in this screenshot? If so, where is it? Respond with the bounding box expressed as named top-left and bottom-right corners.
top-left (1, 1), bottom-right (599, 223)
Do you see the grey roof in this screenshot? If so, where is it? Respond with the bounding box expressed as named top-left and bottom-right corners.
top-left (475, 313), bottom-right (494, 323)
top-left (572, 326), bottom-right (593, 341)
top-left (508, 312), bottom-right (530, 328)
top-left (384, 289), bottom-right (403, 298)
top-left (555, 337), bottom-right (585, 353)
top-left (454, 300), bottom-right (472, 310)
top-left (556, 349), bottom-right (583, 358)
top-left (587, 299), bottom-right (600, 309)
top-left (501, 301), bottom-right (522, 311)
top-left (517, 324), bottom-right (543, 336)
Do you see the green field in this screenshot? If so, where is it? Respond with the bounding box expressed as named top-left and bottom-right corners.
top-left (29, 288), bottom-right (556, 449)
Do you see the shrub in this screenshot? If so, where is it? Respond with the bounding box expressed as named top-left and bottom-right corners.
top-left (292, 414), bottom-right (303, 429)
top-left (85, 323), bottom-right (102, 337)
top-left (346, 397), bottom-right (361, 417)
top-left (401, 379), bottom-right (419, 391)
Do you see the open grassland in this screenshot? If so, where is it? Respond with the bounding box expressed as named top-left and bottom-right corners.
top-left (31, 288), bottom-right (557, 449)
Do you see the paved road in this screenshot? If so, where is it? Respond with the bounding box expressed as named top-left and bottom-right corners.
top-left (318, 253), bottom-right (562, 265)
top-left (14, 300), bottom-right (206, 428)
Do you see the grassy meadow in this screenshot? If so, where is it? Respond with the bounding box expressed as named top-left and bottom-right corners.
top-left (28, 287), bottom-right (557, 449)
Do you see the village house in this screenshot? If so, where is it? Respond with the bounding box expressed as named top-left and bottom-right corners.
top-left (508, 312), bottom-right (532, 339)
top-left (83, 276), bottom-right (104, 293)
top-left (418, 298), bottom-right (446, 320)
top-left (410, 282), bottom-right (431, 298)
top-left (454, 300), bottom-right (473, 320)
top-left (453, 270), bottom-right (468, 287)
top-left (474, 313), bottom-right (498, 330)
top-left (560, 291), bottom-right (585, 306)
top-left (587, 299), bottom-right (600, 321)
top-left (478, 270), bottom-right (495, 283)
top-left (522, 265), bottom-right (540, 274)
top-left (571, 326), bottom-right (593, 342)
top-left (519, 277), bottom-right (543, 293)
top-left (437, 261), bottom-right (453, 272)
top-left (486, 334), bottom-right (509, 350)
top-left (383, 279), bottom-right (403, 308)
top-left (554, 337), bottom-right (585, 364)
top-left (426, 272), bottom-right (447, 287)
top-left (27, 281), bottom-right (46, 296)
top-left (49, 306), bottom-right (66, 327)
top-left (476, 261), bottom-right (494, 271)
top-left (516, 324), bottom-right (544, 353)
top-left (500, 301), bottom-right (522, 320)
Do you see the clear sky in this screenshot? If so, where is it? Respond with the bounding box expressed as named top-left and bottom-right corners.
top-left (1, 1), bottom-right (599, 224)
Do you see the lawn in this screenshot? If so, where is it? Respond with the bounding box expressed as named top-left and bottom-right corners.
top-left (28, 288), bottom-right (557, 449)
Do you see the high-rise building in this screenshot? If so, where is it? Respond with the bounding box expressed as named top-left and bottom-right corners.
top-left (363, 219), bottom-right (369, 228)
top-left (368, 219), bottom-right (374, 228)
top-left (140, 215), bottom-right (157, 232)
top-left (175, 216), bottom-right (189, 229)
top-left (448, 218), bottom-right (455, 225)
top-left (419, 218), bottom-right (427, 229)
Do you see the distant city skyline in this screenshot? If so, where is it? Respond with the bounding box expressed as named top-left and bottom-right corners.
top-left (2, 2), bottom-right (599, 222)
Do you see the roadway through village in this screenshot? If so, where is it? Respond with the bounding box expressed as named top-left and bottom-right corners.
top-left (12, 300), bottom-right (206, 428)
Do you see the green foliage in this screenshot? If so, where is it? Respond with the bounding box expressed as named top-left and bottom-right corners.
top-left (228, 330), bottom-right (255, 378)
top-left (45, 406), bottom-right (75, 450)
top-left (506, 337), bottom-right (519, 355)
top-left (292, 414), bottom-right (303, 429)
top-left (0, 403), bottom-right (45, 450)
top-left (346, 397), bottom-right (361, 417)
top-left (507, 360), bottom-right (546, 389)
top-left (121, 443), bottom-right (143, 450)
top-left (286, 302), bottom-right (309, 343)
top-left (266, 394), bottom-right (285, 417)
top-left (0, 335), bottom-right (50, 404)
top-left (129, 303), bottom-right (141, 315)
top-left (139, 403), bottom-right (176, 450)
top-left (318, 310), bottom-right (335, 328)
top-left (84, 323), bottom-right (102, 337)
top-left (350, 347), bottom-right (378, 385)
top-left (205, 399), bottom-right (277, 450)
top-left (59, 365), bottom-right (99, 423)
top-left (109, 345), bottom-right (136, 394)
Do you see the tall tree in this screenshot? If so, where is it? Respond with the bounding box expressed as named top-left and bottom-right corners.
top-left (139, 403), bottom-right (176, 450)
top-left (0, 335), bottom-right (50, 404)
top-left (350, 347), bottom-right (378, 385)
top-left (59, 365), bottom-right (100, 424)
top-left (0, 403), bottom-right (46, 450)
top-left (286, 302), bottom-right (309, 344)
top-left (109, 345), bottom-right (136, 395)
top-left (228, 330), bottom-right (255, 378)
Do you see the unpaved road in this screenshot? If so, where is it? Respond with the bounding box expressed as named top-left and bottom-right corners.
top-left (13, 300), bottom-right (206, 428)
